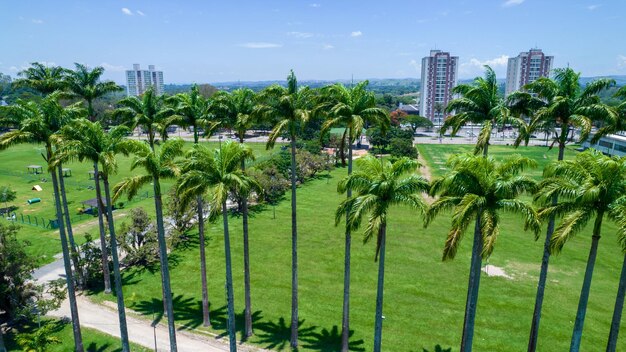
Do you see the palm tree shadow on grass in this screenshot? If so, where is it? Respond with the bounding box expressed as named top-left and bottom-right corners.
top-left (300, 325), bottom-right (365, 352)
top-left (208, 305), bottom-right (263, 340)
top-left (132, 293), bottom-right (206, 329)
top-left (253, 317), bottom-right (317, 351)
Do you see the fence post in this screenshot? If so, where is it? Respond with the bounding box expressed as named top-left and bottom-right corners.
top-left (27, 215), bottom-right (31, 224)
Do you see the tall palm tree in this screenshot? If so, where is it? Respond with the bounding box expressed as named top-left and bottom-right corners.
top-left (178, 141), bottom-right (257, 351)
top-left (12, 62), bottom-right (67, 96)
top-left (54, 120), bottom-right (131, 351)
top-left (426, 154), bottom-right (539, 352)
top-left (507, 68), bottom-right (615, 352)
top-left (13, 63), bottom-right (84, 285)
top-left (590, 86), bottom-right (626, 144)
top-left (0, 92), bottom-right (85, 351)
top-left (255, 70), bottom-right (316, 348)
top-left (211, 87), bottom-right (257, 337)
top-left (336, 155), bottom-right (428, 352)
top-left (169, 84), bottom-right (218, 327)
top-left (607, 197), bottom-right (626, 352)
top-left (442, 65), bottom-right (508, 156)
top-left (320, 81), bottom-right (389, 351)
top-left (113, 139), bottom-right (184, 352)
top-left (115, 86), bottom-right (174, 150)
top-left (535, 150), bottom-right (626, 352)
top-left (65, 63), bottom-right (122, 122)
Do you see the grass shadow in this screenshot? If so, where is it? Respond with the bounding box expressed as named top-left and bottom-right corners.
top-left (253, 317), bottom-right (317, 351)
top-left (300, 325), bottom-right (365, 351)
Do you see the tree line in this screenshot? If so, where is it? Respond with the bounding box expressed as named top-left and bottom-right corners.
top-left (0, 62), bottom-right (625, 352)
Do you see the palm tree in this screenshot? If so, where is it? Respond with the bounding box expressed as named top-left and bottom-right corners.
top-left (12, 62), bottom-right (67, 96)
top-left (336, 155), bottom-right (428, 352)
top-left (113, 139), bottom-right (184, 352)
top-left (65, 63), bottom-right (122, 122)
top-left (426, 154), bottom-right (539, 352)
top-left (507, 68), bottom-right (615, 352)
top-left (54, 120), bottom-right (131, 351)
top-left (178, 141), bottom-right (257, 352)
top-left (211, 87), bottom-right (257, 337)
top-left (255, 70), bottom-right (316, 348)
top-left (169, 84), bottom-right (218, 327)
top-left (590, 86), bottom-right (626, 144)
top-left (534, 150), bottom-right (626, 352)
top-left (320, 81), bottom-right (389, 351)
top-left (442, 66), bottom-right (508, 156)
top-left (13, 63), bottom-right (84, 286)
top-left (607, 197), bottom-right (626, 352)
top-left (115, 86), bottom-right (174, 150)
top-left (0, 92), bottom-right (85, 351)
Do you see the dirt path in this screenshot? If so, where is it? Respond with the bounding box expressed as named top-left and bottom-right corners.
top-left (417, 153), bottom-right (436, 204)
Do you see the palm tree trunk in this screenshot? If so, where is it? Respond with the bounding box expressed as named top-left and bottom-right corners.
top-left (102, 176), bottom-right (131, 352)
top-left (373, 222), bottom-right (387, 352)
top-left (527, 144), bottom-right (565, 352)
top-left (222, 200), bottom-right (237, 352)
top-left (607, 253), bottom-right (626, 352)
top-left (341, 141), bottom-right (353, 352)
top-left (50, 154), bottom-right (84, 352)
top-left (152, 177), bottom-right (178, 352)
top-left (289, 135), bottom-right (299, 349)
top-left (93, 162), bottom-right (112, 293)
top-left (198, 196), bottom-right (211, 327)
top-left (339, 129), bottom-right (347, 166)
top-left (241, 158), bottom-right (253, 338)
top-left (57, 163), bottom-right (83, 287)
top-left (570, 212), bottom-right (604, 352)
top-left (460, 216), bottom-right (483, 352)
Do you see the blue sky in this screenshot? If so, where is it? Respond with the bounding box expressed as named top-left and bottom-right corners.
top-left (2, 0), bottom-right (625, 84)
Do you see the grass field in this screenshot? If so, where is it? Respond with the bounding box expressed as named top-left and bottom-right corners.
top-left (0, 140), bottom-right (278, 264)
top-left (83, 143), bottom-right (626, 351)
top-left (3, 319), bottom-right (150, 352)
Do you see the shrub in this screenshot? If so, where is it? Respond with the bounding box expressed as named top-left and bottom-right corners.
top-left (389, 137), bottom-right (418, 159)
top-left (117, 208), bottom-right (158, 268)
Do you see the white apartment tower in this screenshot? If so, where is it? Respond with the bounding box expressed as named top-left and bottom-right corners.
top-left (505, 49), bottom-right (553, 96)
top-left (125, 64), bottom-right (165, 96)
top-left (419, 50), bottom-right (458, 126)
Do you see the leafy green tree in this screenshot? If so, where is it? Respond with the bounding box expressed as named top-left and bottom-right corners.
top-left (16, 323), bottom-right (62, 352)
top-left (210, 88), bottom-right (257, 336)
top-left (53, 120), bottom-right (131, 351)
top-left (169, 84), bottom-right (218, 327)
top-left (507, 68), bottom-right (615, 352)
top-left (0, 186), bottom-right (16, 214)
top-left (319, 80), bottom-right (390, 351)
top-left (590, 86), bottom-right (626, 143)
top-left (255, 70), bottom-right (316, 348)
top-left (115, 86), bottom-right (175, 150)
top-left (535, 151), bottom-right (626, 352)
top-left (178, 141), bottom-right (257, 351)
top-left (65, 63), bottom-right (122, 121)
top-left (442, 66), bottom-right (507, 156)
top-left (113, 139), bottom-right (184, 352)
top-left (401, 114), bottom-right (433, 134)
top-left (0, 92), bottom-right (85, 351)
top-left (336, 155), bottom-right (428, 352)
top-left (426, 154), bottom-right (539, 352)
top-left (117, 207), bottom-right (159, 267)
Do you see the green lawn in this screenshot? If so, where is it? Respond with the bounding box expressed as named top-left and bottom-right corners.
top-left (0, 140), bottom-right (278, 264)
top-left (3, 319), bottom-right (150, 352)
top-left (88, 143), bottom-right (625, 351)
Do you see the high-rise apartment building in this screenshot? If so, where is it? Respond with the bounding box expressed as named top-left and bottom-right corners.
top-left (125, 64), bottom-right (165, 96)
top-left (505, 49), bottom-right (553, 96)
top-left (419, 50), bottom-right (458, 126)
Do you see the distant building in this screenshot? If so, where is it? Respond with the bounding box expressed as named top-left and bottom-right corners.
top-left (125, 64), bottom-right (164, 96)
top-left (419, 50), bottom-right (458, 126)
top-left (505, 49), bottom-right (553, 96)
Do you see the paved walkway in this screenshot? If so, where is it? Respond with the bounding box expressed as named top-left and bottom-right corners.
top-left (34, 254), bottom-right (263, 352)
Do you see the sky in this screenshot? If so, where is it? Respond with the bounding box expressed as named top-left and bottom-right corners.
top-left (2, 0), bottom-right (626, 84)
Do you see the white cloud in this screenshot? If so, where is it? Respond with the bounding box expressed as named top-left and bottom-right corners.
top-left (322, 44), bottom-right (334, 50)
top-left (31, 19), bottom-right (44, 24)
top-left (350, 31), bottom-right (362, 37)
top-left (587, 5), bottom-right (600, 10)
top-left (459, 55), bottom-right (509, 77)
top-left (502, 0), bottom-right (525, 7)
top-left (467, 55), bottom-right (510, 68)
top-left (409, 59), bottom-right (421, 72)
top-left (287, 31), bottom-right (314, 38)
top-left (618, 55), bottom-right (626, 69)
top-left (121, 8), bottom-right (133, 16)
top-left (239, 42), bottom-right (283, 49)
top-left (101, 62), bottom-right (126, 72)
top-left (9, 66), bottom-right (18, 72)
top-left (137, 10), bottom-right (146, 16)
top-left (310, 3), bottom-right (321, 7)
